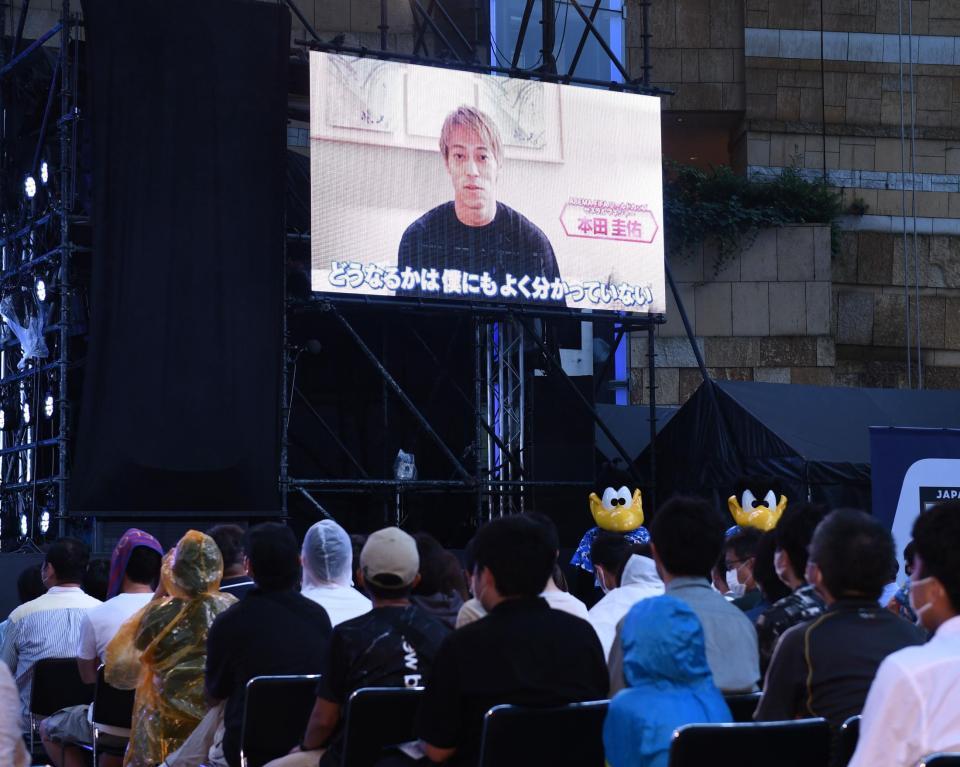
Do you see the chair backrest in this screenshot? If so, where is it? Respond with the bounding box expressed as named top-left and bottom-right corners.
top-left (834, 714), bottom-right (860, 767)
top-left (240, 674), bottom-right (320, 767)
top-left (92, 665), bottom-right (135, 730)
top-left (724, 692), bottom-right (762, 723)
top-left (670, 718), bottom-right (832, 767)
top-left (29, 658), bottom-right (95, 718)
top-left (340, 687), bottom-right (424, 767)
top-left (921, 755), bottom-right (960, 767)
top-left (478, 700), bottom-right (609, 767)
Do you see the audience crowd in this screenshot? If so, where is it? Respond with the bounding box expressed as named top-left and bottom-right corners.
top-left (1, 495), bottom-right (958, 767)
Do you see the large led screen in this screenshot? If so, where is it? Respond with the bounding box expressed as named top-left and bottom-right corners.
top-left (310, 52), bottom-right (665, 314)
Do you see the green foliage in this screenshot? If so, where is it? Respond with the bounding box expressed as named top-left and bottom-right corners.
top-left (663, 163), bottom-right (843, 274)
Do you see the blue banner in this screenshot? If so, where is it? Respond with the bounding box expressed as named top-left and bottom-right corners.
top-left (870, 426), bottom-right (960, 561)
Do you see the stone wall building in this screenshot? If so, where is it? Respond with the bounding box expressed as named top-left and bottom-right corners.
top-left (632, 0), bottom-right (960, 404)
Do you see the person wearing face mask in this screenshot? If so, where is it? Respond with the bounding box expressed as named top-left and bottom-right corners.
top-left (722, 528), bottom-right (762, 611)
top-left (755, 503), bottom-right (828, 672)
top-left (756, 509), bottom-right (926, 728)
top-left (848, 501), bottom-right (960, 767)
top-left (589, 543), bottom-right (664, 659)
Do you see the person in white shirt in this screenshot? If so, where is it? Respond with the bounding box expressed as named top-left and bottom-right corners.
top-left (0, 538), bottom-right (101, 728)
top-left (589, 549), bottom-right (664, 659)
top-left (40, 531), bottom-right (164, 767)
top-left (300, 520), bottom-right (372, 626)
top-left (457, 513), bottom-right (590, 626)
top-left (0, 663), bottom-right (29, 767)
top-left (849, 501), bottom-right (960, 767)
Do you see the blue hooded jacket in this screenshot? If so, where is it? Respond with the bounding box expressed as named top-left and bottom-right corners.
top-left (603, 595), bottom-right (732, 767)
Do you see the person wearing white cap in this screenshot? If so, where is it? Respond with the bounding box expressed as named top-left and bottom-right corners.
top-left (266, 527), bottom-right (450, 767)
top-left (300, 520), bottom-right (372, 626)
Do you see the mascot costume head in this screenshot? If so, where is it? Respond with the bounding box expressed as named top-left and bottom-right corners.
top-left (571, 462), bottom-right (649, 573)
top-left (726, 475), bottom-right (788, 533)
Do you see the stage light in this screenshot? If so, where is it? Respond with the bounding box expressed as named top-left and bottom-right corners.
top-left (44, 394), bottom-right (54, 418)
top-left (0, 409), bottom-right (5, 430)
top-left (40, 161), bottom-right (49, 185)
top-left (39, 510), bottom-right (50, 534)
top-left (36, 279), bottom-right (46, 302)
top-left (22, 402), bottom-right (29, 424)
top-left (19, 513), bottom-right (27, 537)
top-left (24, 176), bottom-right (36, 200)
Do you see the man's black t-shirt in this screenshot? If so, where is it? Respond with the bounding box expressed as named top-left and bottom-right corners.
top-left (396, 202), bottom-right (562, 303)
top-left (417, 596), bottom-right (608, 766)
top-left (316, 605), bottom-right (449, 766)
top-left (205, 588), bottom-right (332, 767)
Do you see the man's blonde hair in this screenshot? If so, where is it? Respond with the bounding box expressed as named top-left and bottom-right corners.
top-left (439, 105), bottom-right (503, 165)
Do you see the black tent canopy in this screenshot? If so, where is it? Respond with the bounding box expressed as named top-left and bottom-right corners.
top-left (634, 379), bottom-right (960, 513)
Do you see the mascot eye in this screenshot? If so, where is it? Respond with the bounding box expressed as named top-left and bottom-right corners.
top-left (601, 487), bottom-right (620, 510)
top-left (616, 486), bottom-right (632, 507)
top-left (763, 490), bottom-right (778, 509)
top-left (741, 489), bottom-right (757, 511)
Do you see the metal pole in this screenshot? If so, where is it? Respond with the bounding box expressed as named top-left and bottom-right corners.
top-left (326, 303), bottom-right (475, 484)
top-left (640, 0), bottom-right (651, 86)
top-left (511, 0), bottom-right (536, 69)
top-left (665, 261), bottom-right (709, 384)
top-left (55, 4), bottom-right (70, 537)
top-left (294, 387), bottom-right (370, 478)
top-left (474, 318), bottom-right (483, 526)
top-left (485, 322), bottom-right (494, 520)
top-left (516, 315), bottom-right (645, 491)
top-left (379, 0), bottom-right (389, 51)
top-left (565, 0), bottom-right (602, 80)
top-left (646, 323), bottom-right (657, 513)
top-left (541, 0), bottom-right (557, 74)
top-left (517, 321), bottom-right (526, 513)
top-left (410, 0), bottom-right (465, 62)
top-left (497, 321), bottom-right (505, 516)
top-left (567, 0), bottom-right (631, 82)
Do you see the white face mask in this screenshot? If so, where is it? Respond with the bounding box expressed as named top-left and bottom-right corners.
top-left (595, 566), bottom-right (611, 595)
top-left (909, 575), bottom-right (937, 622)
top-left (726, 568), bottom-right (746, 598)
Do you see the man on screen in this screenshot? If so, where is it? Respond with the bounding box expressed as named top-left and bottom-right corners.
top-left (396, 105), bottom-right (562, 302)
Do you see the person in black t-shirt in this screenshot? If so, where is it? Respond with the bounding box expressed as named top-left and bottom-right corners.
top-left (208, 523), bottom-right (256, 599)
top-left (266, 527), bottom-right (449, 767)
top-left (396, 106), bottom-right (561, 303)
top-left (417, 516), bottom-right (608, 766)
top-left (203, 523), bottom-right (332, 767)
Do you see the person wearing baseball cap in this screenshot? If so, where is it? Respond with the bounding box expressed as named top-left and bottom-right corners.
top-left (268, 527), bottom-right (450, 767)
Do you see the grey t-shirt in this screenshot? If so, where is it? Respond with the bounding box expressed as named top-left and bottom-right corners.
top-left (608, 576), bottom-right (760, 695)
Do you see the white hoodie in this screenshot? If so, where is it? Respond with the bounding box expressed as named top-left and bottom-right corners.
top-left (588, 554), bottom-right (665, 659)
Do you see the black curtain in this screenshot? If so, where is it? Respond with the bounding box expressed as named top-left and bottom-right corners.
top-left (72, 0), bottom-right (289, 513)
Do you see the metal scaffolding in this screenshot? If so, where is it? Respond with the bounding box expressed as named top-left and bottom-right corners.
top-left (283, 1), bottom-right (666, 528)
top-left (0, 0), bottom-right (81, 547)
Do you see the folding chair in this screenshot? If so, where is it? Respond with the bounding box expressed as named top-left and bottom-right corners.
top-left (239, 674), bottom-right (320, 767)
top-left (833, 714), bottom-right (860, 767)
top-left (340, 686), bottom-right (424, 767)
top-left (723, 692), bottom-right (762, 723)
top-left (477, 700), bottom-right (609, 767)
top-left (921, 755), bottom-right (960, 767)
top-left (28, 657), bottom-right (95, 752)
top-left (669, 718), bottom-right (832, 767)
top-left (91, 664), bottom-right (136, 763)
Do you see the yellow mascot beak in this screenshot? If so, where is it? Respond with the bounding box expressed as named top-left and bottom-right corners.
top-left (591, 489), bottom-right (644, 532)
top-left (727, 494), bottom-right (787, 532)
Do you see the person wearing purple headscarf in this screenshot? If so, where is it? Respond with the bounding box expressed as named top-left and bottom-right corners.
top-left (41, 529), bottom-right (163, 767)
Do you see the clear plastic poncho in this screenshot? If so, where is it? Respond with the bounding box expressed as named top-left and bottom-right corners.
top-left (104, 530), bottom-right (236, 767)
top-left (301, 519), bottom-right (353, 587)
